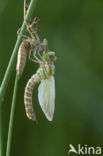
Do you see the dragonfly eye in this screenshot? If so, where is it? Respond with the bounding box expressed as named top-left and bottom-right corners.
top-left (44, 52), bottom-right (56, 62)
top-left (44, 51), bottom-right (56, 62)
top-left (49, 55), bottom-right (56, 61)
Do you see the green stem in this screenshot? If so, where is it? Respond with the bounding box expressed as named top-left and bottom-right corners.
top-left (0, 0), bottom-right (37, 156)
top-left (0, 108), bottom-right (3, 156)
top-left (0, 0), bottom-right (37, 104)
top-left (6, 74), bottom-right (18, 156)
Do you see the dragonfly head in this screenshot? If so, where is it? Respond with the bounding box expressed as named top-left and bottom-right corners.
top-left (44, 51), bottom-right (56, 63)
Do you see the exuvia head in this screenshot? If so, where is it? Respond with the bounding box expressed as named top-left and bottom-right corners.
top-left (28, 17), bottom-right (40, 30)
top-left (44, 51), bottom-right (56, 62)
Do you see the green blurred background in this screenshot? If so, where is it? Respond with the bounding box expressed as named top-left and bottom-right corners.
top-left (0, 0), bottom-right (103, 156)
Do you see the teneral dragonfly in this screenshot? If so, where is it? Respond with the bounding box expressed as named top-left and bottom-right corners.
top-left (24, 51), bottom-right (56, 121)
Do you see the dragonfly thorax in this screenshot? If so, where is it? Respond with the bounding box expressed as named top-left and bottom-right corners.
top-left (38, 63), bottom-right (55, 80)
top-left (29, 38), bottom-right (40, 49)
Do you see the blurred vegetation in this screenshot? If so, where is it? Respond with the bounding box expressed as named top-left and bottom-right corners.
top-left (0, 0), bottom-right (103, 156)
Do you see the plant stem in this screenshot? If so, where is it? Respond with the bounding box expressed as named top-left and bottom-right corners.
top-left (0, 108), bottom-right (3, 156)
top-left (6, 74), bottom-right (18, 156)
top-left (0, 0), bottom-right (37, 155)
top-left (0, 0), bottom-right (37, 104)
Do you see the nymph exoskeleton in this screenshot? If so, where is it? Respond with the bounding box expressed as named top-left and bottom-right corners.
top-left (16, 17), bottom-right (46, 79)
top-left (16, 35), bottom-right (40, 79)
top-left (24, 50), bottom-right (56, 121)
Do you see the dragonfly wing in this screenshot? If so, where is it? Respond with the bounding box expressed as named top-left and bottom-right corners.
top-left (38, 76), bottom-right (55, 121)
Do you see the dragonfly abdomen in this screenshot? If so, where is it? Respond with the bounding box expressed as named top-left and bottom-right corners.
top-left (16, 40), bottom-right (30, 79)
top-left (24, 73), bottom-right (40, 121)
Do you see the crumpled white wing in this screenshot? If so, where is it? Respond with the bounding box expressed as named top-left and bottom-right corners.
top-left (38, 76), bottom-right (55, 121)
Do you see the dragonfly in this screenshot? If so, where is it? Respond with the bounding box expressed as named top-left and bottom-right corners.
top-left (24, 47), bottom-right (56, 121)
top-left (16, 15), bottom-right (56, 121)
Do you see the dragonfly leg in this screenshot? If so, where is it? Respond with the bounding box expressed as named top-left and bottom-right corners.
top-left (37, 38), bottom-right (48, 59)
top-left (31, 29), bottom-right (40, 40)
top-left (24, 20), bottom-right (36, 39)
top-left (27, 28), bottom-right (35, 39)
top-left (37, 48), bottom-right (43, 60)
top-left (25, 18), bottom-right (40, 41)
top-left (40, 38), bottom-right (48, 56)
top-left (17, 28), bottom-right (29, 39)
top-left (29, 49), bottom-right (41, 64)
top-left (33, 49), bottom-right (42, 63)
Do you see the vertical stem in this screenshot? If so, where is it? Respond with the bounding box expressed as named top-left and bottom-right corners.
top-left (0, 0), bottom-right (37, 156)
top-left (6, 74), bottom-right (18, 156)
top-left (0, 108), bottom-right (3, 156)
top-left (24, 0), bottom-right (26, 10)
top-left (24, 0), bottom-right (26, 17)
top-left (0, 0), bottom-right (37, 104)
